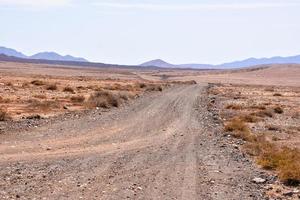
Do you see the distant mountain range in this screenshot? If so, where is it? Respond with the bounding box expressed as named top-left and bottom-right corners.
top-left (141, 55), bottom-right (300, 69)
top-left (0, 46), bottom-right (88, 62)
top-left (1, 46), bottom-right (300, 69)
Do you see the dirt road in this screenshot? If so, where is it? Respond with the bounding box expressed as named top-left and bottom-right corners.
top-left (0, 84), bottom-right (264, 199)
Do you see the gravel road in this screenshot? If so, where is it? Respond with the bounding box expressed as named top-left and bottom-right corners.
top-left (0, 84), bottom-right (265, 199)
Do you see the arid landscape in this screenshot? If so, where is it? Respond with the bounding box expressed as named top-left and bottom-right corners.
top-left (0, 60), bottom-right (299, 199)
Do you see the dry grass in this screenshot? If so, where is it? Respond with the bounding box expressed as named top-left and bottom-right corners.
top-left (0, 108), bottom-right (10, 121)
top-left (46, 84), bottom-right (58, 91)
top-left (70, 95), bottom-right (85, 103)
top-left (145, 84), bottom-right (163, 92)
top-left (240, 114), bottom-right (260, 123)
top-left (213, 84), bottom-right (300, 186)
top-left (63, 86), bottom-right (75, 93)
top-left (257, 146), bottom-right (300, 186)
top-left (225, 104), bottom-right (243, 110)
top-left (87, 91), bottom-right (120, 108)
top-left (27, 99), bottom-right (60, 112)
top-left (273, 106), bottom-right (283, 114)
top-left (225, 118), bottom-right (249, 132)
top-left (252, 109), bottom-right (273, 118)
top-left (33, 94), bottom-right (47, 99)
top-left (31, 80), bottom-right (45, 86)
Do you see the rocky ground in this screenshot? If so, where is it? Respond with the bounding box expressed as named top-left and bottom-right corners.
top-left (0, 84), bottom-right (267, 199)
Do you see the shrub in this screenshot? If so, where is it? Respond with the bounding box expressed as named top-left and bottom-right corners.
top-left (139, 83), bottom-right (146, 88)
top-left (240, 114), bottom-right (260, 123)
top-left (225, 104), bottom-right (243, 110)
top-left (87, 91), bottom-right (120, 108)
top-left (33, 94), bottom-right (47, 99)
top-left (224, 119), bottom-right (255, 141)
top-left (46, 84), bottom-right (57, 91)
top-left (252, 109), bottom-right (273, 118)
top-left (31, 80), bottom-right (45, 86)
top-left (273, 93), bottom-right (282, 97)
top-left (70, 95), bottom-right (85, 103)
top-left (257, 147), bottom-right (300, 185)
top-left (63, 86), bottom-right (75, 93)
top-left (0, 108), bottom-right (10, 121)
top-left (27, 99), bottom-right (60, 111)
top-left (274, 106), bottom-right (283, 114)
top-left (146, 84), bottom-right (163, 92)
top-left (250, 105), bottom-right (266, 110)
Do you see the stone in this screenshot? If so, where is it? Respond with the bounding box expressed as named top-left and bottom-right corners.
top-left (252, 177), bottom-right (266, 184)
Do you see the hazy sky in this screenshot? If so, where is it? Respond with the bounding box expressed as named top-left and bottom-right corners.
top-left (1, 0), bottom-right (300, 65)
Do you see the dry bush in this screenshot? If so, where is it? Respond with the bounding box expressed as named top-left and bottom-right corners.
top-left (273, 93), bottom-right (283, 97)
top-left (31, 80), bottom-right (45, 86)
top-left (70, 95), bottom-right (85, 103)
top-left (21, 82), bottom-right (30, 88)
top-left (265, 88), bottom-right (275, 92)
top-left (240, 114), bottom-right (260, 123)
top-left (87, 91), bottom-right (120, 108)
top-left (0, 108), bottom-right (10, 121)
top-left (225, 104), bottom-right (243, 110)
top-left (224, 119), bottom-right (254, 141)
top-left (146, 84), bottom-right (163, 92)
top-left (0, 97), bottom-right (11, 103)
top-left (266, 125), bottom-right (280, 131)
top-left (257, 147), bottom-right (300, 186)
top-left (33, 94), bottom-right (47, 99)
top-left (138, 83), bottom-right (147, 89)
top-left (27, 99), bottom-right (60, 111)
top-left (76, 86), bottom-right (85, 90)
top-left (273, 106), bottom-right (283, 114)
top-left (46, 84), bottom-right (58, 91)
top-left (5, 82), bottom-right (13, 87)
top-left (252, 109), bottom-right (273, 118)
top-left (63, 86), bottom-right (75, 93)
top-left (250, 105), bottom-right (266, 110)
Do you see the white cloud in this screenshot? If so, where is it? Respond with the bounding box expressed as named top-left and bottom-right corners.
top-left (0, 0), bottom-right (71, 7)
top-left (93, 2), bottom-right (300, 11)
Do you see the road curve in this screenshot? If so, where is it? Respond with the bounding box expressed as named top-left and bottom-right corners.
top-left (0, 84), bottom-right (263, 199)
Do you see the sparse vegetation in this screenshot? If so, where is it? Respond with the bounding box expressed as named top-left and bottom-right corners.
top-left (63, 86), bottom-right (75, 93)
top-left (252, 109), bottom-right (273, 118)
top-left (146, 84), bottom-right (163, 92)
top-left (87, 91), bottom-right (120, 108)
top-left (70, 95), bottom-right (85, 103)
top-left (273, 93), bottom-right (282, 97)
top-left (27, 99), bottom-right (60, 111)
top-left (33, 94), bottom-right (47, 99)
top-left (46, 84), bottom-right (58, 91)
top-left (0, 108), bottom-right (10, 121)
top-left (210, 83), bottom-right (300, 186)
top-left (225, 104), bottom-right (243, 110)
top-left (31, 80), bottom-right (45, 86)
top-left (274, 106), bottom-right (283, 114)
top-left (257, 146), bottom-right (300, 186)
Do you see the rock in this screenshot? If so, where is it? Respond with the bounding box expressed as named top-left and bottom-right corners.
top-left (252, 177), bottom-right (266, 184)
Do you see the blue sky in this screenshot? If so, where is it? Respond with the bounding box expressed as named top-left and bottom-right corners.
top-left (1, 0), bottom-right (300, 65)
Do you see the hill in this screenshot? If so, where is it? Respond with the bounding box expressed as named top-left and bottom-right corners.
top-left (0, 46), bottom-right (88, 62)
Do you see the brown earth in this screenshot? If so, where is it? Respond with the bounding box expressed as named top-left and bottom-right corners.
top-left (1, 61), bottom-right (299, 199)
top-left (0, 84), bottom-right (265, 199)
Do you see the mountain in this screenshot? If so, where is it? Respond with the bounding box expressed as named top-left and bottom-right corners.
top-left (0, 46), bottom-right (88, 62)
top-left (30, 52), bottom-right (87, 62)
top-left (141, 59), bottom-right (212, 69)
top-left (141, 55), bottom-right (300, 69)
top-left (141, 59), bottom-right (176, 68)
top-left (220, 55), bottom-right (300, 68)
top-left (0, 46), bottom-right (27, 58)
